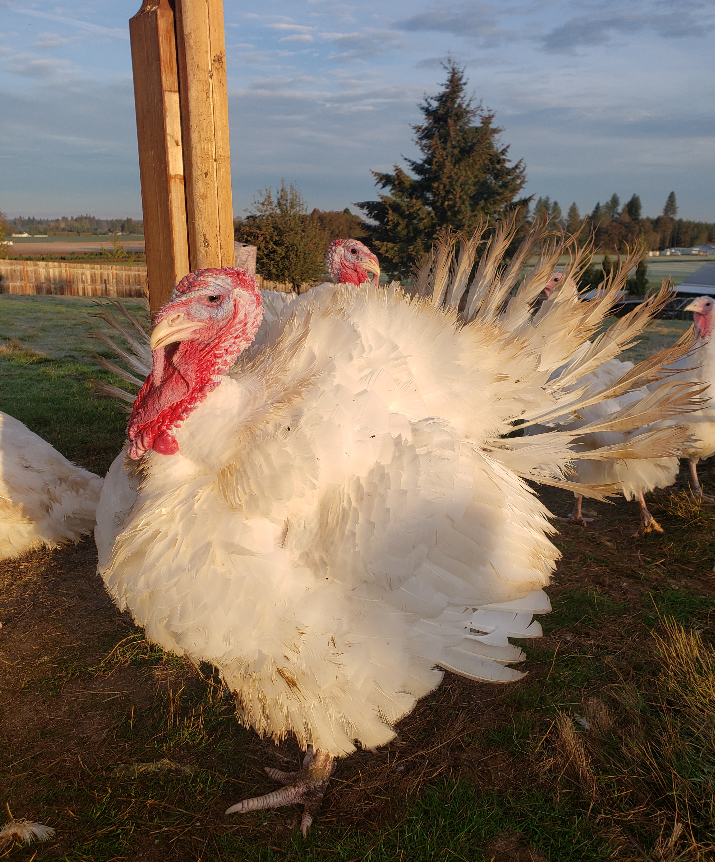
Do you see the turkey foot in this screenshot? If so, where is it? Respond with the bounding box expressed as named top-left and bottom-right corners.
top-left (688, 457), bottom-right (715, 503)
top-left (557, 494), bottom-right (593, 527)
top-left (633, 490), bottom-right (664, 537)
top-left (226, 745), bottom-right (334, 836)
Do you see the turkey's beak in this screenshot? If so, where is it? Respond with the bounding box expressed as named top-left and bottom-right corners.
top-left (362, 256), bottom-right (380, 284)
top-left (685, 298), bottom-right (708, 314)
top-left (150, 312), bottom-right (205, 350)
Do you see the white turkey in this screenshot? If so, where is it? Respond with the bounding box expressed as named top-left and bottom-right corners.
top-left (671, 295), bottom-right (715, 499)
top-left (0, 411), bottom-right (103, 561)
top-left (94, 221), bottom-right (698, 834)
top-left (525, 272), bottom-right (698, 535)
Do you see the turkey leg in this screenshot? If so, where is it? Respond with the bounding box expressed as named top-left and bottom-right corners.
top-left (689, 456), bottom-right (715, 502)
top-left (633, 489), bottom-right (663, 537)
top-left (226, 745), bottom-right (334, 836)
top-left (557, 494), bottom-right (593, 526)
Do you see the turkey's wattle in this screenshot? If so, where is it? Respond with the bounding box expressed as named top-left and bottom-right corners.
top-left (127, 268), bottom-right (263, 459)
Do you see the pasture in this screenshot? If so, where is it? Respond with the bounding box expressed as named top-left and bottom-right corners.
top-left (1, 295), bottom-right (714, 861)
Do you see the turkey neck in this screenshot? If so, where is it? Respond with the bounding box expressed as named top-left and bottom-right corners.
top-left (127, 302), bottom-right (252, 460)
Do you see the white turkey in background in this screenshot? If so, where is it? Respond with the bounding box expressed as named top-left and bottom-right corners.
top-left (670, 295), bottom-right (715, 499)
top-left (93, 219), bottom-right (700, 834)
top-left (0, 411), bottom-right (103, 561)
top-left (523, 271), bottom-right (699, 535)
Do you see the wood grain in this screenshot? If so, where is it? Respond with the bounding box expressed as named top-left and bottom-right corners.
top-left (175, 0), bottom-right (235, 271)
top-left (129, 0), bottom-right (190, 319)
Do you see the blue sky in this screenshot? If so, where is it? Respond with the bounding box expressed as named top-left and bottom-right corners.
top-left (1, 0), bottom-right (714, 221)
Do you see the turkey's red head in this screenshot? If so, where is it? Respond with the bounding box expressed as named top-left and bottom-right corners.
top-left (325, 239), bottom-right (380, 286)
top-left (685, 296), bottom-right (714, 339)
top-left (127, 267), bottom-right (263, 460)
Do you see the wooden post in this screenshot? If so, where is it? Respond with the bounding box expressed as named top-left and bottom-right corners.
top-left (174, 0), bottom-right (235, 271)
top-left (129, 0), bottom-right (190, 319)
top-left (130, 0), bottom-right (234, 317)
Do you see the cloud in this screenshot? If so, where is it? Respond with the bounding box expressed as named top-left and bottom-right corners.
top-left (540, 4), bottom-right (715, 53)
top-left (268, 23), bottom-right (314, 33)
top-left (14, 8), bottom-right (129, 40)
top-left (35, 31), bottom-right (72, 49)
top-left (321, 28), bottom-right (406, 60)
top-left (395, 2), bottom-right (512, 44)
top-left (278, 34), bottom-right (314, 43)
top-left (4, 54), bottom-right (80, 80)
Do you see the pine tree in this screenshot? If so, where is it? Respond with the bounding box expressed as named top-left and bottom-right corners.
top-left (604, 193), bottom-right (621, 221)
top-left (626, 259), bottom-right (648, 295)
top-left (663, 191), bottom-right (678, 218)
top-left (625, 194), bottom-right (642, 221)
top-left (357, 61), bottom-right (527, 275)
top-left (566, 203), bottom-right (582, 234)
top-left (0, 210), bottom-right (9, 260)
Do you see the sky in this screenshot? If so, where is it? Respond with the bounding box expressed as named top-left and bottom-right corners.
top-left (0, 0), bottom-right (714, 222)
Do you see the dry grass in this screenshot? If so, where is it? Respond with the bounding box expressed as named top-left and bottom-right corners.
top-left (543, 620), bottom-right (715, 860)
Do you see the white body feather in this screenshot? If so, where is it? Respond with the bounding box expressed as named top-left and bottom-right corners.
top-left (0, 411), bottom-right (103, 561)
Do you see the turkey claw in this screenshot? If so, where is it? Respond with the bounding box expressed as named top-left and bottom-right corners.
top-left (226, 746), bottom-right (333, 836)
top-left (633, 516), bottom-right (664, 538)
top-left (557, 515), bottom-right (594, 527)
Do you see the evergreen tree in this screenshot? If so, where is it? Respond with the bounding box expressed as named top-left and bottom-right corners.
top-left (625, 193), bottom-right (642, 221)
top-left (626, 259), bottom-right (648, 295)
top-left (235, 181), bottom-right (329, 289)
top-left (603, 193), bottom-right (621, 221)
top-left (0, 210), bottom-right (9, 259)
top-left (663, 191), bottom-right (678, 218)
top-left (591, 202), bottom-right (604, 227)
top-left (357, 61), bottom-right (527, 275)
top-left (533, 197), bottom-right (551, 222)
top-left (565, 202), bottom-right (582, 234)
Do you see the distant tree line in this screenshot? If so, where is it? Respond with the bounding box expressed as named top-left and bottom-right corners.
top-left (6, 214), bottom-right (144, 236)
top-left (532, 191), bottom-right (715, 252)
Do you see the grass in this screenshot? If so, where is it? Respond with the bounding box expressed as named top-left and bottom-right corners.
top-left (2, 296), bottom-right (715, 860)
top-left (0, 295), bottom-right (144, 472)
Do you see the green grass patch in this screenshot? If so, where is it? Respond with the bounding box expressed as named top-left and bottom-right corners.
top-left (645, 588), bottom-right (715, 629)
top-left (543, 587), bottom-right (625, 633)
top-left (0, 295), bottom-right (144, 472)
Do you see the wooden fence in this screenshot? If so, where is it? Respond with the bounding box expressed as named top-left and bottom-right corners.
top-left (0, 259), bottom-right (313, 298)
top-left (0, 260), bottom-right (147, 298)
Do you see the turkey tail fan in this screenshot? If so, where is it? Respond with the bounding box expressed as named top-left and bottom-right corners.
top-left (90, 300), bottom-right (152, 375)
top-left (416, 226), bottom-right (704, 501)
top-left (89, 300), bottom-right (152, 405)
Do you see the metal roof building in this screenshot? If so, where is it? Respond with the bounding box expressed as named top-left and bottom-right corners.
top-left (676, 262), bottom-right (715, 297)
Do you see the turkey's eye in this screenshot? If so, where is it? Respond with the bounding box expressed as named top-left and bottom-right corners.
top-left (350, 248), bottom-right (358, 255)
top-left (206, 295), bottom-right (222, 304)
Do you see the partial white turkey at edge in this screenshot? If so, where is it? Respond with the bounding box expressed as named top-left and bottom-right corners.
top-left (0, 411), bottom-right (103, 560)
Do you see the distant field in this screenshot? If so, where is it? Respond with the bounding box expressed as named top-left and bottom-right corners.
top-left (8, 234), bottom-right (145, 243)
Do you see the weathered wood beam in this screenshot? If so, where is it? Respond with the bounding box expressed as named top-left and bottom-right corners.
top-left (129, 0), bottom-right (190, 319)
top-left (174, 0), bottom-right (235, 271)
